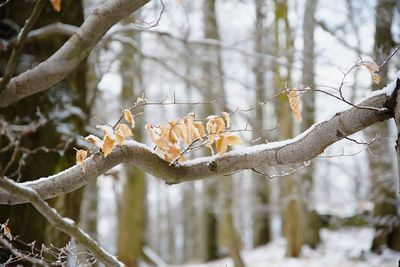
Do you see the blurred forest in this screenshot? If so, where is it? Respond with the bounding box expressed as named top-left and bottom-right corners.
top-left (0, 0), bottom-right (400, 266)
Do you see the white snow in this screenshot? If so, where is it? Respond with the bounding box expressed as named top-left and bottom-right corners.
top-left (174, 227), bottom-right (400, 267)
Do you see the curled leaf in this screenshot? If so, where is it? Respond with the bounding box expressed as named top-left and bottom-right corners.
top-left (123, 109), bottom-right (135, 128)
top-left (3, 225), bottom-right (12, 240)
top-left (206, 116), bottom-right (225, 134)
top-left (222, 112), bottom-right (230, 129)
top-left (362, 62), bottom-right (380, 85)
top-left (115, 129), bottom-right (125, 145)
top-left (215, 135), bottom-right (228, 155)
top-left (194, 121), bottom-right (206, 138)
top-left (102, 134), bottom-right (115, 157)
top-left (116, 123), bottom-right (133, 138)
top-left (76, 149), bottom-right (88, 172)
top-left (287, 90), bottom-right (302, 121)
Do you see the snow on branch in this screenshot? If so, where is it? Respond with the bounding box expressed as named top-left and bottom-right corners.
top-left (0, 84), bottom-right (397, 205)
top-left (0, 0), bottom-right (150, 108)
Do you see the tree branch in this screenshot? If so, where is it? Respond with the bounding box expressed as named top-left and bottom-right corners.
top-left (0, 87), bottom-right (396, 205)
top-left (0, 177), bottom-right (124, 266)
top-left (0, 0), bottom-right (150, 108)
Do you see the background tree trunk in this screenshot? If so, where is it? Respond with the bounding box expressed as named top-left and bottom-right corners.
top-left (369, 0), bottom-right (400, 252)
top-left (116, 17), bottom-right (147, 267)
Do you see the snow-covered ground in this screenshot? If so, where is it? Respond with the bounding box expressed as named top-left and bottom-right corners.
top-left (175, 227), bottom-right (400, 267)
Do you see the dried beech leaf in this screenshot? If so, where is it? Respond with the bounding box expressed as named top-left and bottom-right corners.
top-left (50, 0), bottom-right (61, 12)
top-left (194, 121), bottom-right (206, 138)
top-left (85, 134), bottom-right (102, 147)
top-left (362, 62), bottom-right (381, 84)
top-left (165, 144), bottom-right (181, 162)
top-left (226, 134), bottom-right (241, 145)
top-left (206, 116), bottom-right (225, 134)
top-left (116, 123), bottom-right (133, 137)
top-left (3, 225), bottom-right (12, 240)
top-left (372, 73), bottom-right (381, 84)
top-left (115, 129), bottom-right (125, 145)
top-left (102, 134), bottom-right (115, 157)
top-left (76, 149), bottom-right (87, 172)
top-left (215, 135), bottom-right (228, 155)
top-left (123, 109), bottom-right (135, 128)
top-left (287, 90), bottom-right (302, 121)
top-left (222, 112), bottom-right (230, 129)
top-left (362, 62), bottom-right (379, 73)
top-left (146, 124), bottom-right (167, 150)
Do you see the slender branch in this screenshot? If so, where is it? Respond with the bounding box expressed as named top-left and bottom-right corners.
top-left (0, 0), bottom-right (46, 92)
top-left (0, 89), bottom-right (395, 205)
top-left (0, 177), bottom-right (124, 267)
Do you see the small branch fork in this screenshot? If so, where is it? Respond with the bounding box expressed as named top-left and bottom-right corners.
top-left (0, 173), bottom-right (123, 267)
top-left (0, 0), bottom-right (46, 93)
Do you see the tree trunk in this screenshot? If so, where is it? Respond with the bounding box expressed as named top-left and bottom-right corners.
top-left (301, 0), bottom-right (322, 249)
top-left (251, 0), bottom-right (272, 248)
top-left (0, 0), bottom-right (87, 261)
top-left (369, 0), bottom-right (399, 252)
top-left (117, 18), bottom-right (147, 266)
top-left (273, 0), bottom-right (303, 257)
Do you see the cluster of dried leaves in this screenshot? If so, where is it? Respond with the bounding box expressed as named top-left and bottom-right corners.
top-left (75, 109), bottom-right (242, 170)
top-left (145, 112), bottom-right (241, 163)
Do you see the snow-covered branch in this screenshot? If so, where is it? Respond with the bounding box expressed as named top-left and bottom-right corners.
top-left (1, 79), bottom-right (398, 205)
top-left (0, 0), bottom-right (150, 108)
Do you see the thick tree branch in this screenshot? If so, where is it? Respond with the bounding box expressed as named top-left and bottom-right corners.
top-left (0, 85), bottom-right (397, 205)
top-left (0, 0), bottom-right (150, 108)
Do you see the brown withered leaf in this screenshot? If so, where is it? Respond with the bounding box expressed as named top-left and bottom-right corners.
top-left (3, 225), bottom-right (12, 240)
top-left (102, 134), bottom-right (115, 157)
top-left (76, 149), bottom-right (88, 172)
top-left (50, 0), bottom-right (61, 12)
top-left (146, 124), bottom-right (168, 150)
top-left (206, 116), bottom-right (225, 135)
top-left (116, 123), bottom-right (133, 137)
top-left (85, 134), bottom-right (102, 147)
top-left (215, 135), bottom-right (228, 155)
top-left (287, 90), bottom-right (302, 121)
top-left (123, 109), bottom-right (135, 128)
top-left (221, 112), bottom-right (230, 129)
top-left (115, 129), bottom-right (125, 145)
top-left (362, 62), bottom-right (380, 85)
top-left (194, 121), bottom-right (206, 138)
